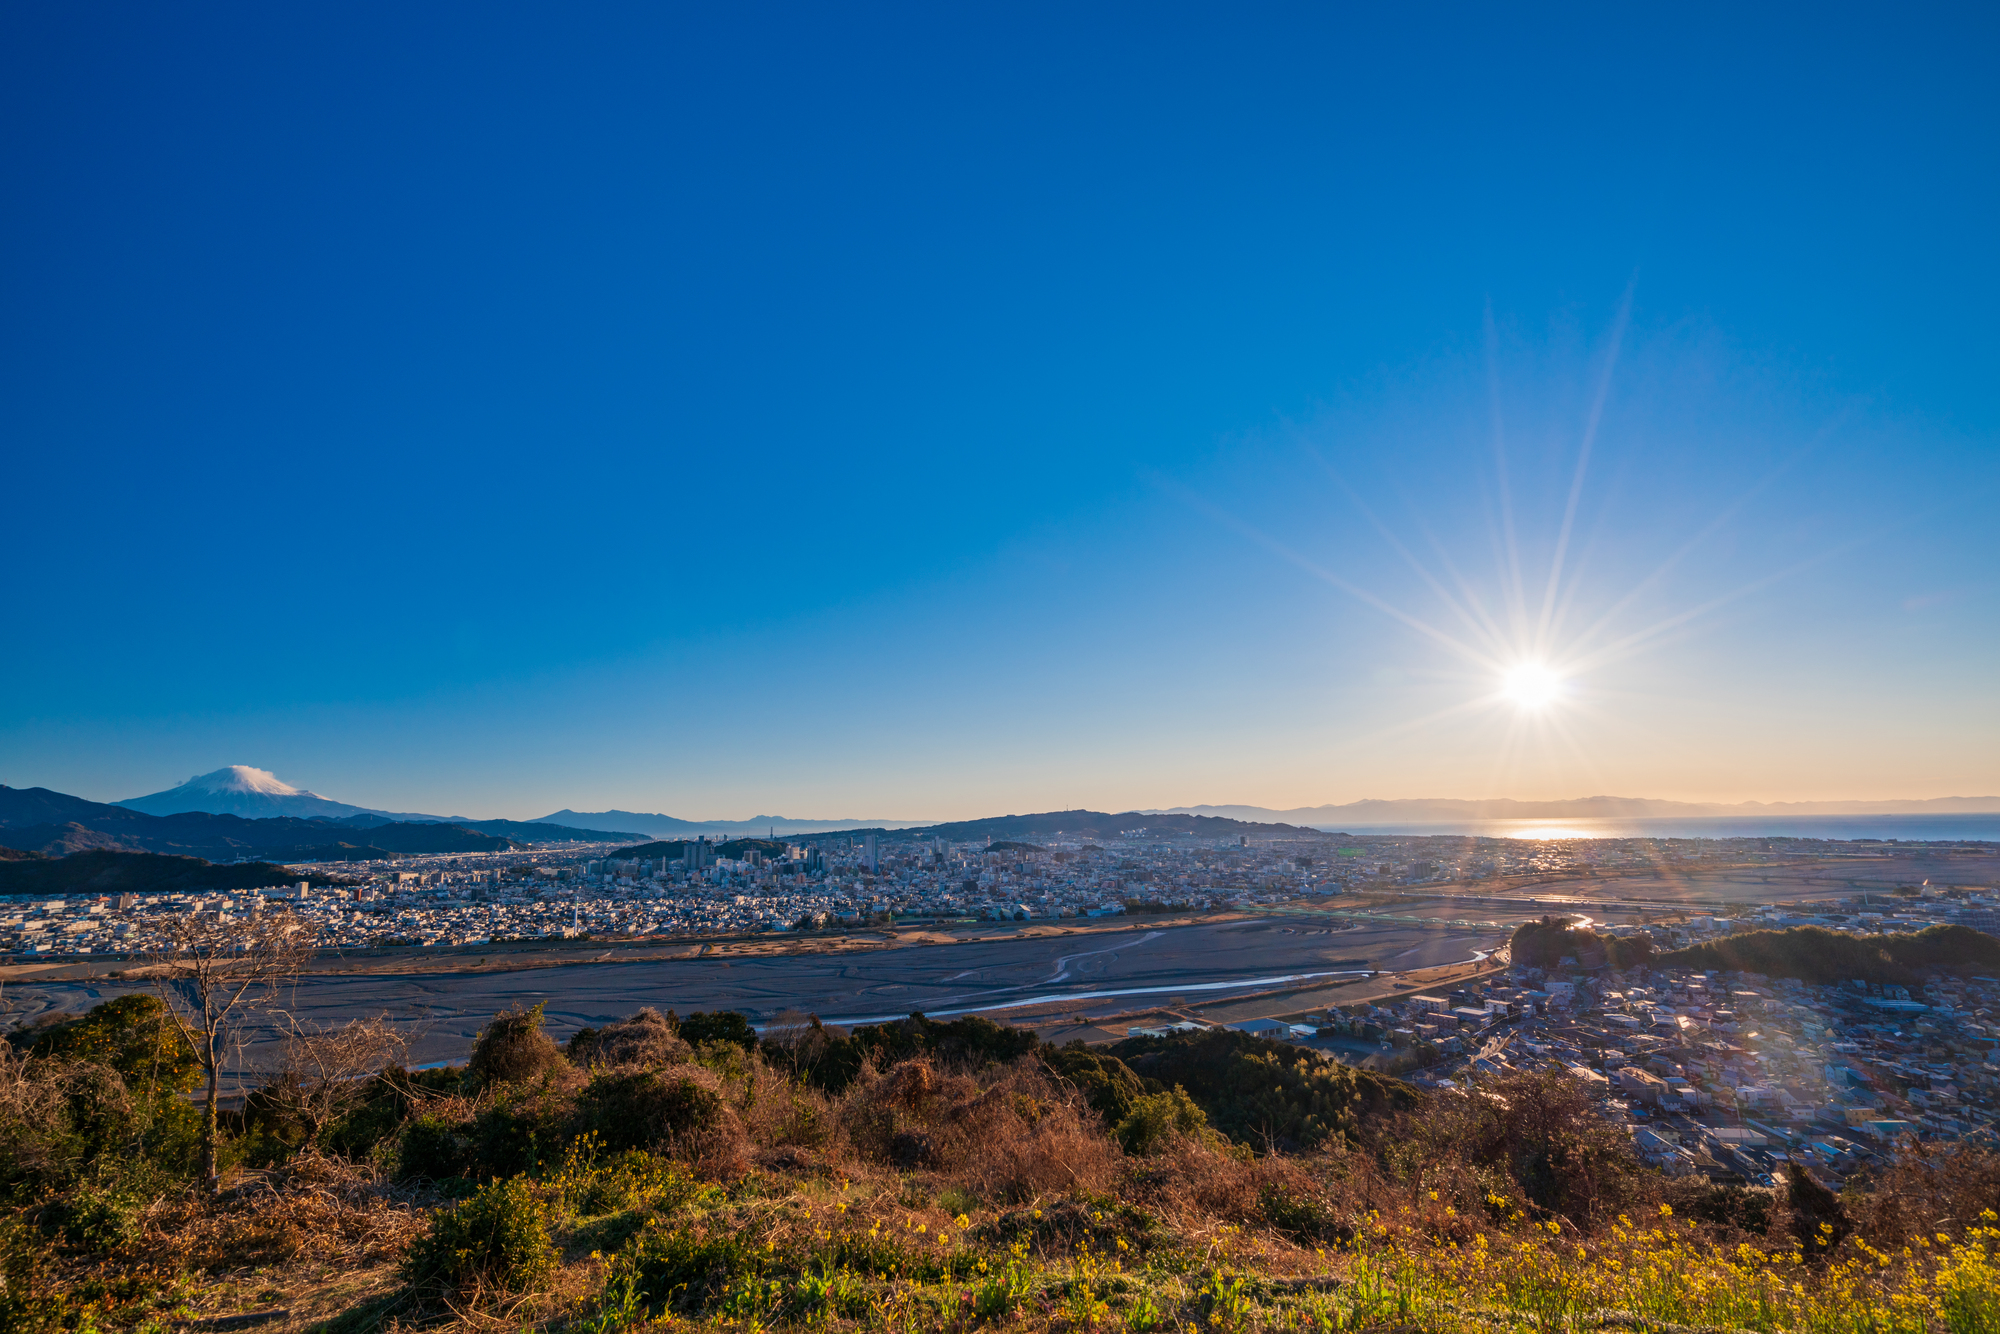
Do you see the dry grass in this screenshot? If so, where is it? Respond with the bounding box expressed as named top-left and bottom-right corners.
top-left (567, 1008), bottom-right (693, 1070)
top-left (835, 1057), bottom-right (1120, 1202)
top-left (142, 1150), bottom-right (431, 1272)
top-left (13, 1011), bottom-right (2000, 1334)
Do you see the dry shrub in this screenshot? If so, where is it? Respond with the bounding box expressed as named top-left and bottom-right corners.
top-left (259, 1016), bottom-right (409, 1145)
top-left (1134, 1131), bottom-right (1268, 1221)
top-left (0, 1049), bottom-right (136, 1185)
top-left (734, 1053), bottom-right (838, 1153)
top-left (838, 1056), bottom-right (1117, 1202)
top-left (574, 1062), bottom-right (750, 1180)
top-left (568, 1007), bottom-right (693, 1068)
top-left (1850, 1140), bottom-right (2000, 1244)
top-left (759, 1010), bottom-right (851, 1086)
top-left (1127, 1131), bottom-right (1390, 1243)
top-left (0, 1044), bottom-right (67, 1128)
top-left (466, 1003), bottom-right (567, 1090)
top-left (147, 1147), bottom-right (428, 1270)
top-left (1372, 1072), bottom-right (1651, 1231)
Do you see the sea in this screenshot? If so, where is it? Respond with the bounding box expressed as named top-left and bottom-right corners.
top-left (1308, 814), bottom-right (2000, 843)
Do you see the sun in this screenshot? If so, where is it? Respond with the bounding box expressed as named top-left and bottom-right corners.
top-left (1501, 662), bottom-right (1564, 709)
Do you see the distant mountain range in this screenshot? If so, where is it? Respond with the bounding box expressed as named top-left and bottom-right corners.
top-left (0, 784), bottom-right (640, 863)
top-left (27, 763), bottom-right (2000, 851)
top-left (1142, 795), bottom-right (2000, 826)
top-left (115, 766), bottom-right (470, 823)
top-left (886, 809), bottom-right (1326, 842)
top-left (535, 809), bottom-right (931, 837)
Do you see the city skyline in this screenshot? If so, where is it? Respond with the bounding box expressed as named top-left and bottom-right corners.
top-left (4, 6), bottom-right (1995, 820)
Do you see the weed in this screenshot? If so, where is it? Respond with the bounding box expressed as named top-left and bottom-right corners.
top-left (399, 1175), bottom-right (557, 1298)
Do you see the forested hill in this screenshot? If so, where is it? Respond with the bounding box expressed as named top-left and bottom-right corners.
top-left (0, 785), bottom-right (641, 860)
top-left (608, 838), bottom-right (794, 861)
top-left (0, 850), bottom-right (344, 895)
top-left (453, 818), bottom-right (642, 843)
top-left (1656, 924), bottom-right (2000, 985)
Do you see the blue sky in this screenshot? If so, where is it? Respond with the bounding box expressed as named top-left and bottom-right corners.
top-left (3, 4), bottom-right (1995, 819)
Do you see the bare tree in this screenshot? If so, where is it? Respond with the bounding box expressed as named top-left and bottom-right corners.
top-left (144, 908), bottom-right (316, 1187)
top-left (260, 1014), bottom-right (409, 1147)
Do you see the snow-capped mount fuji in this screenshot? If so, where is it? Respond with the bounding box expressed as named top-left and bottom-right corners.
top-left (114, 766), bottom-right (463, 823)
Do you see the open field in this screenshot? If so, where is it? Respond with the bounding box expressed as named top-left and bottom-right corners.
top-left (10, 914), bottom-right (1511, 1066)
top-left (9, 849), bottom-right (1993, 1071)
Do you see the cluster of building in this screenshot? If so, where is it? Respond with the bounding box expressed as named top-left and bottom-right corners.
top-left (1, 833), bottom-right (1367, 954)
top-left (1, 832), bottom-right (1992, 961)
top-left (1271, 913), bottom-right (2000, 1185)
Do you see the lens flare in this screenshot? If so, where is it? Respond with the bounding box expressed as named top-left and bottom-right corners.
top-left (1501, 663), bottom-right (1563, 709)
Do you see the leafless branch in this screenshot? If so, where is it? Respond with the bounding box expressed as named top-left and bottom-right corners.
top-left (144, 908), bottom-right (317, 1187)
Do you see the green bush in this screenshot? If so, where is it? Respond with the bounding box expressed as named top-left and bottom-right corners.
top-left (400, 1176), bottom-right (557, 1296)
top-left (24, 996), bottom-right (200, 1093)
top-left (572, 1070), bottom-right (724, 1154)
top-left (468, 1097), bottom-right (570, 1179)
top-left (607, 1223), bottom-right (765, 1316)
top-left (1658, 923), bottom-right (2000, 985)
top-left (1115, 1086), bottom-right (1215, 1156)
top-left (1042, 1043), bottom-right (1147, 1125)
top-left (0, 1216), bottom-right (76, 1334)
top-left (1109, 1029), bottom-right (1416, 1151)
top-left (397, 1111), bottom-right (473, 1182)
top-left (50, 1160), bottom-right (171, 1253)
top-left (672, 1011), bottom-right (757, 1053)
top-left (1258, 1182), bottom-right (1354, 1244)
top-left (768, 1014), bottom-right (1040, 1094)
top-left (328, 1066), bottom-right (464, 1163)
top-left (0, 1057), bottom-right (192, 1197)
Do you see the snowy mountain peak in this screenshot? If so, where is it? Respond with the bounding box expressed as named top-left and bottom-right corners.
top-left (181, 766), bottom-right (316, 798)
top-left (115, 767), bottom-right (456, 823)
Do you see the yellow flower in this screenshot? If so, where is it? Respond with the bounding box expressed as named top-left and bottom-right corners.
top-left (1659, 1204), bottom-right (1672, 1217)
top-left (955, 1214), bottom-right (971, 1229)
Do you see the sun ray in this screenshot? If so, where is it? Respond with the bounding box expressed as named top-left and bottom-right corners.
top-left (1535, 282), bottom-right (1634, 654)
top-left (1305, 447), bottom-right (1513, 660)
top-left (1484, 302), bottom-right (1531, 645)
top-left (1563, 426), bottom-right (1838, 652)
top-left (1559, 520), bottom-right (1901, 679)
top-left (1156, 475), bottom-right (1506, 673)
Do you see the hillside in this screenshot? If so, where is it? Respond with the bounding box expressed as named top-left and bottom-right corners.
top-left (892, 808), bottom-right (1327, 842)
top-left (0, 849), bottom-right (345, 896)
top-left (608, 838), bottom-right (795, 861)
top-left (606, 839), bottom-right (697, 861)
top-left (1509, 914), bottom-right (1655, 972)
top-left (0, 786), bottom-right (520, 859)
top-left (537, 808), bottom-right (922, 837)
top-left (0, 785), bottom-right (158, 835)
top-left (3, 1003), bottom-right (1979, 1334)
top-left (454, 817), bottom-right (642, 842)
top-left (1656, 923), bottom-right (2000, 984)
